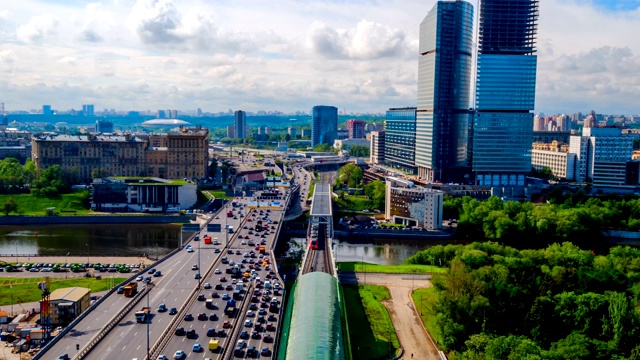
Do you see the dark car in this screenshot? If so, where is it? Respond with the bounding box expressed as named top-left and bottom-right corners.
top-left (184, 313), bottom-right (194, 321)
top-left (268, 314), bottom-right (277, 322)
top-left (212, 292), bottom-right (220, 298)
top-left (261, 347), bottom-right (271, 356)
top-left (157, 304), bottom-right (167, 312)
top-left (186, 329), bottom-right (197, 339)
top-left (169, 307), bottom-right (177, 315)
top-left (246, 346), bottom-right (257, 357)
top-left (263, 334), bottom-right (273, 343)
top-left (198, 294), bottom-right (206, 301)
top-left (239, 330), bottom-right (249, 339)
top-left (251, 331), bottom-right (261, 340)
top-left (249, 303), bottom-right (258, 311)
top-left (233, 346), bottom-right (244, 357)
top-left (197, 313), bottom-right (207, 320)
top-left (175, 327), bottom-right (185, 336)
top-left (207, 328), bottom-right (216, 337)
top-left (209, 313), bottom-right (218, 321)
top-left (265, 322), bottom-right (275, 331)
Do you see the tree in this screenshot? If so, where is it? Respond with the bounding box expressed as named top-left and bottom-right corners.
top-left (1, 197), bottom-right (18, 216)
top-left (337, 163), bottom-right (363, 188)
top-left (364, 179), bottom-right (385, 210)
top-left (348, 145), bottom-right (370, 158)
top-left (91, 168), bottom-right (109, 179)
top-left (208, 158), bottom-right (218, 179)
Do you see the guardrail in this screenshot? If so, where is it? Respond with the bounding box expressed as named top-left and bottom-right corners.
top-left (76, 284), bottom-right (152, 359)
top-left (220, 282), bottom-right (254, 360)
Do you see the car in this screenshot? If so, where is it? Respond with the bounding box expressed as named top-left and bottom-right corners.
top-left (214, 248), bottom-right (221, 253)
top-left (186, 248), bottom-right (194, 253)
top-left (192, 264), bottom-right (199, 270)
top-left (198, 294), bottom-right (206, 301)
top-left (204, 282), bottom-right (211, 289)
top-left (198, 313), bottom-right (207, 320)
top-left (233, 346), bottom-right (244, 357)
top-left (251, 331), bottom-right (261, 340)
top-left (144, 277), bottom-right (152, 283)
top-left (173, 350), bottom-right (185, 359)
top-left (58, 355), bottom-right (70, 360)
top-left (148, 268), bottom-right (155, 274)
top-left (244, 319), bottom-right (253, 327)
top-left (186, 329), bottom-right (196, 339)
top-left (246, 346), bottom-right (257, 357)
top-left (184, 313), bottom-right (194, 321)
top-left (209, 313), bottom-right (218, 321)
top-left (222, 320), bottom-right (231, 328)
top-left (240, 330), bottom-right (249, 339)
top-left (219, 276), bottom-right (226, 282)
top-left (258, 308), bottom-right (267, 316)
top-left (246, 310), bottom-right (255, 317)
top-left (225, 285), bottom-right (233, 291)
top-left (175, 327), bottom-right (185, 336)
top-left (214, 268), bottom-right (221, 274)
top-left (169, 307), bottom-right (177, 315)
top-left (261, 347), bottom-right (271, 356)
top-left (193, 343), bottom-right (202, 352)
top-left (157, 356), bottom-right (168, 360)
top-left (268, 314), bottom-right (277, 321)
top-left (158, 304), bottom-right (167, 312)
top-left (266, 322), bottom-right (275, 331)
top-left (222, 294), bottom-right (230, 300)
top-left (136, 275), bottom-right (143, 281)
top-left (249, 303), bottom-right (258, 311)
top-left (263, 333), bottom-right (273, 343)
top-left (212, 292), bottom-right (220, 298)
top-left (207, 328), bottom-right (216, 337)
top-left (194, 273), bottom-right (201, 279)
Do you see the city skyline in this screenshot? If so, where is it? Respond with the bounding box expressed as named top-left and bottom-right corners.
top-left (1, 0), bottom-right (639, 114)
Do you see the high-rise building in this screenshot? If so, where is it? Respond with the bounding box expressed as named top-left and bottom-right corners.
top-left (311, 105), bottom-right (338, 147)
top-left (385, 107), bottom-right (417, 174)
top-left (82, 104), bottom-right (95, 117)
top-left (288, 127), bottom-right (297, 138)
top-left (346, 120), bottom-right (365, 139)
top-left (227, 126), bottom-right (235, 138)
top-left (473, 0), bottom-right (539, 187)
top-left (416, 0), bottom-right (474, 183)
top-left (234, 110), bottom-right (246, 139)
top-left (370, 130), bottom-right (385, 164)
top-left (43, 105), bottom-right (53, 116)
top-left (96, 120), bottom-right (114, 133)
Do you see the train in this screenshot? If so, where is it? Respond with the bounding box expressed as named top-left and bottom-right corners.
top-left (310, 240), bottom-right (318, 250)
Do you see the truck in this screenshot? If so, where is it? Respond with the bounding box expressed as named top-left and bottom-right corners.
top-left (224, 299), bottom-right (237, 317)
top-left (258, 246), bottom-right (266, 254)
top-left (123, 282), bottom-right (138, 297)
top-left (135, 307), bottom-right (150, 323)
top-left (204, 235), bottom-right (212, 244)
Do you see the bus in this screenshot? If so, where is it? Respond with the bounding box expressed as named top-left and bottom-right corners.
top-left (310, 240), bottom-right (318, 250)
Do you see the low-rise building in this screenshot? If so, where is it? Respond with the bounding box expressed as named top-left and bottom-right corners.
top-left (91, 177), bottom-right (197, 212)
top-left (531, 141), bottom-right (576, 180)
top-left (333, 138), bottom-right (370, 151)
top-left (385, 177), bottom-right (443, 230)
top-left (50, 287), bottom-right (91, 326)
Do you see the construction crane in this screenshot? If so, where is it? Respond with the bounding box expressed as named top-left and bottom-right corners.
top-left (38, 278), bottom-right (51, 342)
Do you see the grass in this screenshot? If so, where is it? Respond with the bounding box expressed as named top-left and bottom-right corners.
top-left (0, 191), bottom-right (90, 216)
top-left (206, 189), bottom-right (234, 200)
top-left (338, 261), bottom-right (448, 274)
top-left (343, 284), bottom-right (399, 360)
top-left (334, 195), bottom-right (372, 212)
top-left (307, 181), bottom-right (315, 199)
top-left (0, 276), bottom-right (126, 306)
top-left (379, 222), bottom-right (405, 228)
top-left (412, 286), bottom-right (443, 348)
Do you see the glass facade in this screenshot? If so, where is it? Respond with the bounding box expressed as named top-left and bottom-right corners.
top-left (234, 110), bottom-right (246, 139)
top-left (472, 0), bottom-right (539, 186)
top-left (311, 105), bottom-right (338, 147)
top-left (416, 0), bottom-right (474, 183)
top-left (385, 107), bottom-right (417, 174)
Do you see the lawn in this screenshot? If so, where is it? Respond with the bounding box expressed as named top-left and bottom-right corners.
top-left (343, 284), bottom-right (399, 360)
top-left (338, 261), bottom-right (447, 275)
top-left (0, 276), bottom-right (126, 306)
top-left (334, 195), bottom-right (372, 212)
top-left (412, 286), bottom-right (443, 348)
top-left (206, 189), bottom-right (234, 200)
top-left (0, 191), bottom-right (90, 216)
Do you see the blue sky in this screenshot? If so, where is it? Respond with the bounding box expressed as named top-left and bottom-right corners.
top-left (0, 0), bottom-right (639, 115)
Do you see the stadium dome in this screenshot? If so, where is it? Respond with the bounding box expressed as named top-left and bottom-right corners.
top-left (141, 119), bottom-right (192, 126)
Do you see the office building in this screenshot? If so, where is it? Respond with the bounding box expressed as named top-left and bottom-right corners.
top-left (569, 127), bottom-right (634, 186)
top-left (82, 104), bottom-right (94, 117)
top-left (311, 106), bottom-right (338, 147)
top-left (346, 120), bottom-right (365, 139)
top-left (96, 120), bottom-right (114, 133)
top-left (369, 130), bottom-right (385, 164)
top-left (43, 105), bottom-right (53, 116)
top-left (531, 141), bottom-right (576, 180)
top-left (416, 0), bottom-right (474, 183)
top-left (385, 107), bottom-right (417, 174)
top-left (473, 0), bottom-right (539, 187)
top-left (234, 110), bottom-right (246, 139)
top-left (385, 177), bottom-right (443, 230)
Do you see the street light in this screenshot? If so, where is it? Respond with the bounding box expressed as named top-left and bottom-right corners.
top-left (146, 285), bottom-right (150, 360)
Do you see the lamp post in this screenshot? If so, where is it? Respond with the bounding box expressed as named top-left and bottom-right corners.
top-left (10, 286), bottom-right (13, 317)
top-left (146, 285), bottom-right (150, 360)
top-left (155, 243), bottom-right (159, 261)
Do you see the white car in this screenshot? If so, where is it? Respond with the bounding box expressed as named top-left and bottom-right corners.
top-left (214, 268), bottom-right (221, 274)
top-left (173, 350), bottom-right (185, 359)
top-left (136, 276), bottom-right (143, 281)
top-left (186, 248), bottom-right (194, 253)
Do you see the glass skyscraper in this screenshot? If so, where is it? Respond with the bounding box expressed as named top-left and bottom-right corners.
top-left (385, 107), bottom-right (417, 174)
top-left (234, 110), bottom-right (246, 139)
top-left (472, 0), bottom-right (539, 186)
top-left (415, 0), bottom-right (474, 183)
top-left (311, 105), bottom-right (338, 147)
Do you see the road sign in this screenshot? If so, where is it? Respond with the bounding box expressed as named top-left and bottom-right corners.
top-left (182, 224), bottom-right (200, 232)
top-left (208, 224), bottom-right (222, 232)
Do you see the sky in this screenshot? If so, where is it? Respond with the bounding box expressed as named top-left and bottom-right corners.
top-left (1, 0), bottom-right (639, 115)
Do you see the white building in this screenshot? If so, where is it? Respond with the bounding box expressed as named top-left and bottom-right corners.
top-left (333, 138), bottom-right (370, 150)
top-left (569, 127), bottom-right (633, 186)
top-left (531, 141), bottom-right (576, 180)
top-left (385, 177), bottom-right (443, 230)
top-left (369, 130), bottom-right (385, 164)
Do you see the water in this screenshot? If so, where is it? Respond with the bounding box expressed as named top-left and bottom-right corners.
top-left (0, 224), bottom-right (181, 257)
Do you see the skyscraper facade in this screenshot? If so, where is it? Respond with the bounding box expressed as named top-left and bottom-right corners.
top-left (82, 104), bottom-right (94, 117)
top-left (311, 105), bottom-right (338, 147)
top-left (234, 110), bottom-right (246, 139)
top-left (473, 0), bottom-right (539, 187)
top-left (346, 120), bottom-right (365, 139)
top-left (385, 107), bottom-right (417, 174)
top-left (416, 0), bottom-right (474, 183)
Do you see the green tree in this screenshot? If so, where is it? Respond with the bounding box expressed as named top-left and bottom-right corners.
top-left (208, 158), bottom-right (218, 179)
top-left (348, 145), bottom-right (370, 157)
top-left (1, 197), bottom-right (18, 215)
top-left (91, 168), bottom-right (109, 179)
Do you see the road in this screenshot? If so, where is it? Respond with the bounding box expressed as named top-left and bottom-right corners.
top-left (340, 273), bottom-right (440, 360)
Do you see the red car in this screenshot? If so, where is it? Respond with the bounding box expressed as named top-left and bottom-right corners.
top-left (219, 277), bottom-right (227, 282)
top-left (222, 321), bottom-right (231, 328)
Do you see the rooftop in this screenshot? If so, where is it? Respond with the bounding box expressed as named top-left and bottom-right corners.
top-left (50, 287), bottom-right (90, 302)
top-left (310, 182), bottom-right (332, 217)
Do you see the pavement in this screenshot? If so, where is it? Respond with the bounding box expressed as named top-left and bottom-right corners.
top-left (340, 272), bottom-right (440, 360)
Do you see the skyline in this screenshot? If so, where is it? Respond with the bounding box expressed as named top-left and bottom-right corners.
top-left (1, 0), bottom-right (640, 114)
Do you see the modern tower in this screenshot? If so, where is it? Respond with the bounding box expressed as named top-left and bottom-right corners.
top-left (415, 0), bottom-right (474, 183)
top-left (472, 0), bottom-right (539, 186)
top-left (311, 105), bottom-right (338, 147)
top-left (82, 104), bottom-right (94, 117)
top-left (385, 107), bottom-right (417, 174)
top-left (234, 110), bottom-right (246, 139)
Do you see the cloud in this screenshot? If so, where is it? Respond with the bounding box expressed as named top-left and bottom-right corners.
top-left (16, 14), bottom-right (59, 43)
top-left (130, 0), bottom-right (183, 44)
top-left (307, 19), bottom-right (410, 60)
top-left (78, 28), bottom-right (104, 43)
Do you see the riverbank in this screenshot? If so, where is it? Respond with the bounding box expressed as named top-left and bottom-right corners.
top-left (0, 255), bottom-right (154, 267)
top-left (0, 215), bottom-right (190, 225)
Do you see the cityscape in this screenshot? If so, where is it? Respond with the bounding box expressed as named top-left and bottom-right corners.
top-left (1, 1), bottom-right (640, 360)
